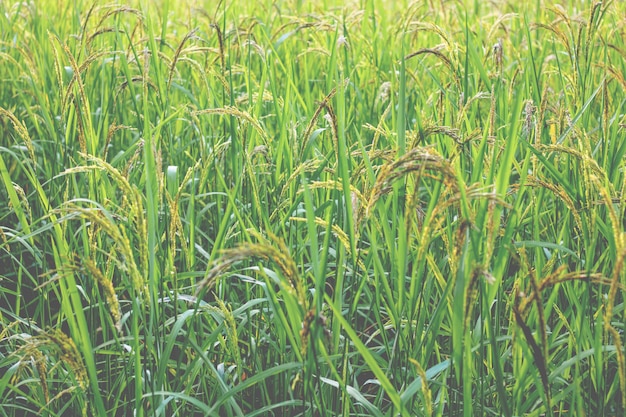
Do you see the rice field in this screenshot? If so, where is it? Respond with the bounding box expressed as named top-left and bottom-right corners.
top-left (1, 0), bottom-right (625, 415)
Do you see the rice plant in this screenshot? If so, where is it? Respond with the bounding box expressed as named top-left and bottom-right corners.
top-left (1, 0), bottom-right (625, 416)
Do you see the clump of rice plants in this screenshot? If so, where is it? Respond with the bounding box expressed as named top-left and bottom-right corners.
top-left (1, 0), bottom-right (625, 416)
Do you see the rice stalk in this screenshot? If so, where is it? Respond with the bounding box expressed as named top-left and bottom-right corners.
top-left (512, 302), bottom-right (552, 417)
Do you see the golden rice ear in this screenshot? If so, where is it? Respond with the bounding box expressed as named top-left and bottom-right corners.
top-left (407, 21), bottom-right (453, 50)
top-left (11, 340), bottom-right (49, 406)
top-left (193, 105), bottom-right (269, 146)
top-left (277, 159), bottom-right (324, 202)
top-left (33, 348), bottom-right (50, 406)
top-left (92, 5), bottom-right (144, 34)
top-left (167, 28), bottom-right (199, 92)
top-left (0, 226), bottom-right (9, 255)
top-left (593, 173), bottom-right (626, 337)
top-left (81, 154), bottom-right (149, 287)
top-left (521, 175), bottom-right (583, 233)
top-left (405, 45), bottom-right (461, 91)
top-left (81, 259), bottom-right (122, 334)
top-left (456, 91), bottom-right (492, 130)
top-left (103, 123), bottom-right (134, 162)
top-left (196, 236), bottom-right (306, 308)
top-left (45, 329), bottom-right (89, 390)
top-left (164, 161), bottom-right (201, 273)
top-left (55, 204), bottom-right (146, 298)
top-left (300, 86), bottom-right (341, 157)
top-left (604, 64), bottom-right (626, 92)
top-left (213, 298), bottom-right (245, 381)
top-left (15, 330), bottom-right (89, 396)
top-left (366, 146), bottom-right (457, 217)
top-left (409, 358), bottom-right (433, 416)
top-left (0, 108), bottom-right (35, 163)
top-left (585, 2), bottom-right (604, 57)
top-left (51, 155), bottom-right (149, 300)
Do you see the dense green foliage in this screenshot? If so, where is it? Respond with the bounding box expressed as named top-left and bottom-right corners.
top-left (1, 0), bottom-right (625, 415)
